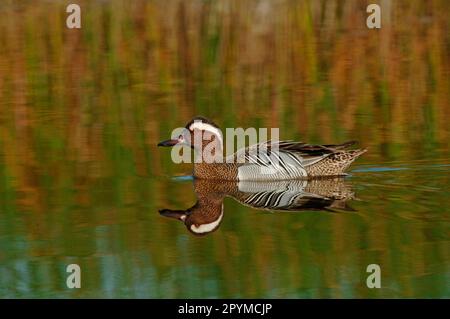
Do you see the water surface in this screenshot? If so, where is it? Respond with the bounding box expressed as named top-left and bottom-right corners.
top-left (0, 0), bottom-right (449, 298)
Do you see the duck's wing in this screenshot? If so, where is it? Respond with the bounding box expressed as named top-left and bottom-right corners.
top-left (237, 179), bottom-right (316, 210)
top-left (235, 179), bottom-right (354, 212)
top-left (274, 140), bottom-right (357, 158)
top-left (230, 140), bottom-right (357, 180)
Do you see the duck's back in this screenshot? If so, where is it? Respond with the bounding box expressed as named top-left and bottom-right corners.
top-left (232, 140), bottom-right (366, 181)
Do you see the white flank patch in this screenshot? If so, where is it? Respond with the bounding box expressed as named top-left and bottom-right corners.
top-left (190, 205), bottom-right (224, 234)
top-left (189, 121), bottom-right (223, 146)
top-left (238, 179), bottom-right (308, 193)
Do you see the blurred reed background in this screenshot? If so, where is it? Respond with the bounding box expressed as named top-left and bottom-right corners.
top-left (0, 0), bottom-right (449, 298)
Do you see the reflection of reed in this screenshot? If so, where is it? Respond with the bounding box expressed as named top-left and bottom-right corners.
top-left (0, 0), bottom-right (448, 187)
top-left (0, 0), bottom-right (448, 298)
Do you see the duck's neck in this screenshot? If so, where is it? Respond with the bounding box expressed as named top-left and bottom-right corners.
top-left (192, 139), bottom-right (240, 180)
top-left (193, 140), bottom-right (224, 164)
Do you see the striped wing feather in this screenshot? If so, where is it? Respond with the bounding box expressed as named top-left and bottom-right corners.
top-left (231, 140), bottom-right (357, 180)
top-left (237, 180), bottom-right (339, 211)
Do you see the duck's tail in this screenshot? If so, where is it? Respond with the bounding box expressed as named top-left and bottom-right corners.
top-left (306, 148), bottom-right (367, 177)
top-left (336, 148), bottom-right (367, 173)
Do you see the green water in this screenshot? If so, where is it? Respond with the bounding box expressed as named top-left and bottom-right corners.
top-left (0, 0), bottom-right (449, 298)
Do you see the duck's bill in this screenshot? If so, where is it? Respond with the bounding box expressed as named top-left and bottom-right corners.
top-left (159, 209), bottom-right (187, 221)
top-left (157, 139), bottom-right (179, 147)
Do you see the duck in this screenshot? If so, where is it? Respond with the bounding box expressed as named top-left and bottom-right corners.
top-left (160, 178), bottom-right (355, 236)
top-left (158, 116), bottom-right (366, 181)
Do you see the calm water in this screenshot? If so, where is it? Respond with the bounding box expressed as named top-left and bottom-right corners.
top-left (0, 0), bottom-right (449, 298)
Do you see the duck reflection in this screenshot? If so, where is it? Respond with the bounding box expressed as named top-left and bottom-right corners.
top-left (160, 178), bottom-right (355, 236)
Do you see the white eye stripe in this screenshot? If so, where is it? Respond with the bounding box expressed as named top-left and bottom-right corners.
top-left (189, 121), bottom-right (223, 146)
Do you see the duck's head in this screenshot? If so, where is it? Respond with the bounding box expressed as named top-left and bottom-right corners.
top-left (159, 203), bottom-right (224, 236)
top-left (157, 116), bottom-right (223, 151)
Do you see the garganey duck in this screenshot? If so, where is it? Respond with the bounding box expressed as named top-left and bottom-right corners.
top-left (158, 116), bottom-right (366, 180)
top-left (160, 178), bottom-right (355, 236)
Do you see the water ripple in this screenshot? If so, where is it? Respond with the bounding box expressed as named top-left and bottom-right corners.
top-left (351, 167), bottom-right (409, 173)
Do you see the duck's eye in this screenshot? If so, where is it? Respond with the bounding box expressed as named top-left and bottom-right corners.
top-left (179, 135), bottom-right (184, 141)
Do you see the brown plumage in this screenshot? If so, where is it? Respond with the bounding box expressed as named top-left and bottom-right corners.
top-left (158, 117), bottom-right (367, 180)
